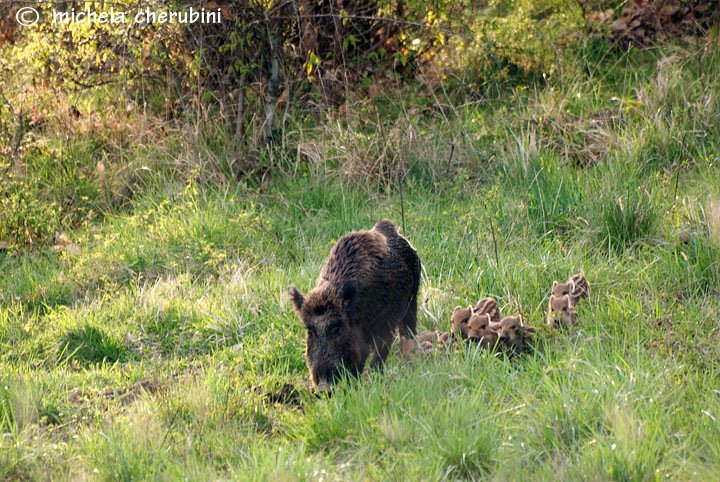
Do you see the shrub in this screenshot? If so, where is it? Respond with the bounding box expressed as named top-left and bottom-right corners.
top-left (0, 167), bottom-right (61, 248)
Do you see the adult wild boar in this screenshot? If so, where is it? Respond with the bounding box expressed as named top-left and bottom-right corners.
top-left (290, 219), bottom-right (421, 392)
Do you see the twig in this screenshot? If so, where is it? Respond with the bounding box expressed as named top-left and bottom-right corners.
top-left (0, 91), bottom-right (24, 176)
top-left (445, 140), bottom-right (455, 177)
top-left (280, 56), bottom-right (291, 131)
top-left (484, 202), bottom-right (499, 265)
top-left (672, 132), bottom-right (691, 203)
top-left (253, 217), bottom-right (297, 262)
top-left (470, 403), bottom-right (526, 428)
top-left (262, 11), bottom-right (281, 145)
top-left (398, 173), bottom-right (406, 234)
top-left (10, 112), bottom-right (23, 163)
top-left (235, 70), bottom-right (247, 150)
top-left (159, 40), bottom-right (202, 167)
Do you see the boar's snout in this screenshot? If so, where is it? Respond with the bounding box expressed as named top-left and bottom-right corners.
top-left (315, 379), bottom-right (332, 393)
top-left (310, 363), bottom-right (341, 392)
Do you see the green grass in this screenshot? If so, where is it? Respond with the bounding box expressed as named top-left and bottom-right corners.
top-left (2, 36), bottom-right (720, 480)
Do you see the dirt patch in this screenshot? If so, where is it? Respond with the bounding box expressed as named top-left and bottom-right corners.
top-left (263, 382), bottom-right (304, 408)
top-left (67, 378), bottom-right (168, 408)
top-left (101, 378), bottom-right (167, 405)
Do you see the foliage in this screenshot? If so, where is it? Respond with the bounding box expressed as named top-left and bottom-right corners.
top-left (0, 165), bottom-right (61, 247)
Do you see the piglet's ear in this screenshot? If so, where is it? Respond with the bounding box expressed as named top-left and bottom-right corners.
top-left (552, 280), bottom-right (559, 289)
top-left (290, 287), bottom-right (305, 312)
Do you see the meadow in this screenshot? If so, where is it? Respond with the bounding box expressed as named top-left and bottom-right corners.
top-left (2, 33), bottom-right (720, 480)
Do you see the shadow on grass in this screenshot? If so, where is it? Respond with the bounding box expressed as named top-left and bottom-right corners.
top-left (57, 324), bottom-right (128, 364)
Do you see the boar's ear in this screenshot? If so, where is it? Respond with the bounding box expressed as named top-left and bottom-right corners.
top-left (552, 280), bottom-right (559, 289)
top-left (339, 281), bottom-right (358, 312)
top-left (290, 287), bottom-right (305, 312)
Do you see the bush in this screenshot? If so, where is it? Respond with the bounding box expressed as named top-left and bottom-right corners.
top-left (0, 167), bottom-right (61, 248)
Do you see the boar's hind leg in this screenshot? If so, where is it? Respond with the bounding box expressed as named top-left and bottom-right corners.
top-left (398, 293), bottom-right (418, 338)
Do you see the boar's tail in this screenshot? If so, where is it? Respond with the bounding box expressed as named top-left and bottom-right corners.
top-left (373, 219), bottom-right (398, 238)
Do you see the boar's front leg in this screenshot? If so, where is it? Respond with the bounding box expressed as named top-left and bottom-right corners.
top-left (369, 331), bottom-right (394, 369)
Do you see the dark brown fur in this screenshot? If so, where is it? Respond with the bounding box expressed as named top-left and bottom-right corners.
top-left (291, 219), bottom-right (421, 391)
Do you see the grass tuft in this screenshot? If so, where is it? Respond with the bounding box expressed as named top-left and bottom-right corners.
top-left (585, 161), bottom-right (658, 253)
